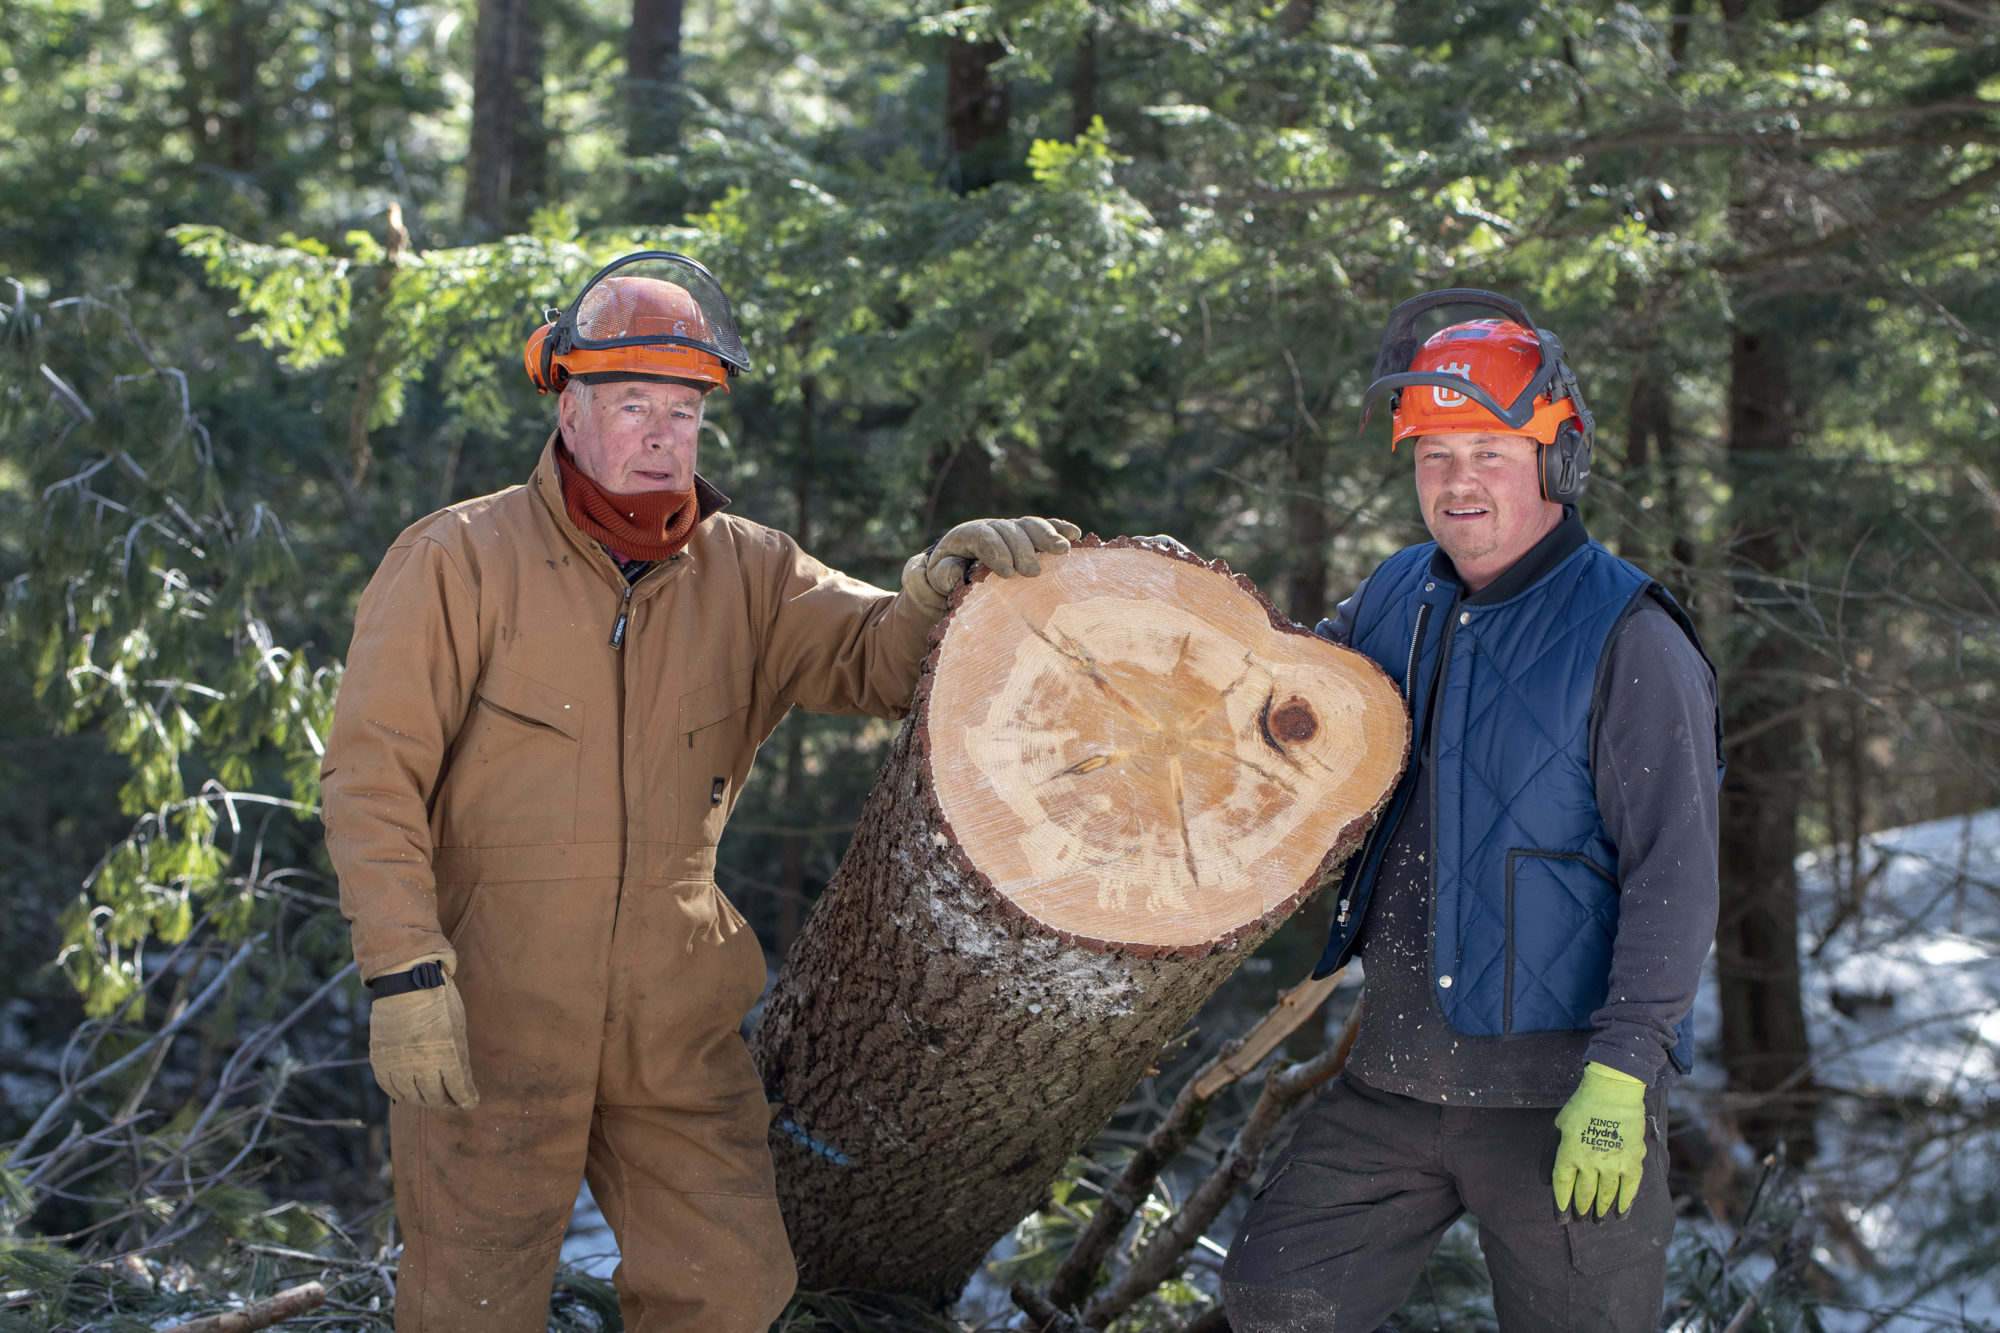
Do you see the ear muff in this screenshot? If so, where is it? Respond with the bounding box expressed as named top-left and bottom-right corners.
top-left (524, 322), bottom-right (569, 394)
top-left (1542, 418), bottom-right (1592, 504)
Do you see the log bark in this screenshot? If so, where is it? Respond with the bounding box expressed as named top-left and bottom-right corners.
top-left (750, 537), bottom-right (1406, 1305)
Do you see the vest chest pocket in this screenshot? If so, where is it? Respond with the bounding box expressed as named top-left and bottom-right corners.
top-left (438, 664), bottom-right (583, 847)
top-left (678, 668), bottom-right (754, 832)
top-left (1503, 849), bottom-right (1617, 1034)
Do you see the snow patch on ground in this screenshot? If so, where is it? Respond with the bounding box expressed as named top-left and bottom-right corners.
top-left (560, 1182), bottom-right (618, 1280)
top-left (1680, 809), bottom-right (2000, 1331)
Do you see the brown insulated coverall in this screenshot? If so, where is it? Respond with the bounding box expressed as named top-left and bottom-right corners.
top-left (321, 436), bottom-right (933, 1332)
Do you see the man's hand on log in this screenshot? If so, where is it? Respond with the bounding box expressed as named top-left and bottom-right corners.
top-left (903, 517), bottom-right (1081, 618)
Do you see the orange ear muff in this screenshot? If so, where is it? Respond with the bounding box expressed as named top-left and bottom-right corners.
top-left (524, 323), bottom-right (566, 393)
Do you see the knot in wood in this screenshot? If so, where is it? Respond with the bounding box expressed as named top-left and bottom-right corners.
top-left (1267, 697), bottom-right (1318, 744)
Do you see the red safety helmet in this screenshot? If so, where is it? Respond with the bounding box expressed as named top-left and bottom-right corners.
top-left (524, 252), bottom-right (750, 395)
top-left (1358, 289), bottom-right (1595, 503)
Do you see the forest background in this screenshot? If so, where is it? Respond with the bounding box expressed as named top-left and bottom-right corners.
top-left (3, 0), bottom-right (1999, 1328)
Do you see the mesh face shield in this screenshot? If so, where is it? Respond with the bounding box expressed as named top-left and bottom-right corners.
top-left (564, 252), bottom-right (749, 371)
top-left (1357, 288), bottom-right (1590, 442)
top-left (526, 251), bottom-right (750, 394)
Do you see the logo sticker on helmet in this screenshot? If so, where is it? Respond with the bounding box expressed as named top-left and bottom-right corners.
top-left (1432, 362), bottom-right (1473, 408)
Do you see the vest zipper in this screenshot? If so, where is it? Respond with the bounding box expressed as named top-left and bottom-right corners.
top-left (1424, 600), bottom-right (1458, 1009)
top-left (609, 583), bottom-right (633, 649)
top-left (1405, 602), bottom-right (1433, 702)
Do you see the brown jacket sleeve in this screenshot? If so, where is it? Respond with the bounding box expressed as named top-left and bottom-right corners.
top-left (745, 525), bottom-right (935, 721)
top-left (320, 534), bottom-right (483, 981)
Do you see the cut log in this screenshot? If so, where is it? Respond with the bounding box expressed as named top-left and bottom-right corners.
top-left (749, 536), bottom-right (1407, 1305)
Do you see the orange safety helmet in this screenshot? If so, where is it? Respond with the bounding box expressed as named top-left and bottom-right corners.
top-left (524, 252), bottom-right (750, 396)
top-left (1358, 289), bottom-right (1595, 503)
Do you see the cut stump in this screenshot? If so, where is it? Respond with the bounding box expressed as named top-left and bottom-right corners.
top-left (749, 537), bottom-right (1408, 1304)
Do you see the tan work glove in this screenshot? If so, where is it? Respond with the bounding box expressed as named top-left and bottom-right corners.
top-left (903, 516), bottom-right (1081, 617)
top-left (367, 954), bottom-right (480, 1110)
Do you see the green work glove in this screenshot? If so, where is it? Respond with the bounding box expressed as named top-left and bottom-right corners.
top-left (1552, 1062), bottom-right (1647, 1218)
top-left (368, 956), bottom-right (481, 1110)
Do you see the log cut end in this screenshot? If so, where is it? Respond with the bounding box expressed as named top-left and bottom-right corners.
top-left (923, 537), bottom-right (1408, 955)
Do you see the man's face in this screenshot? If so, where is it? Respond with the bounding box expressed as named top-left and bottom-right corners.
top-left (1412, 431), bottom-right (1563, 591)
top-left (558, 379), bottom-right (705, 493)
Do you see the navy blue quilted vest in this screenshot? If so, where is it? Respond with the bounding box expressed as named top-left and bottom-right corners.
top-left (1313, 534), bottom-right (1705, 1069)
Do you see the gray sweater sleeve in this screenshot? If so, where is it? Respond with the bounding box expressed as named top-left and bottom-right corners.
top-left (1584, 599), bottom-right (1721, 1083)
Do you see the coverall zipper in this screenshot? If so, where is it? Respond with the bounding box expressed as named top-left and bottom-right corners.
top-left (609, 583), bottom-right (634, 648)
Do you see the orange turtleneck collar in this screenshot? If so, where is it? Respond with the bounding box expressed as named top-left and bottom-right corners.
top-left (554, 445), bottom-right (700, 562)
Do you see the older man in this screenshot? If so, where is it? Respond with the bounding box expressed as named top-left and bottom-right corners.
top-left (1223, 291), bottom-right (1720, 1331)
top-left (320, 252), bottom-right (1076, 1332)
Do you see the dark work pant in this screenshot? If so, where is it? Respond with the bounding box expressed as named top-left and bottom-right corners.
top-left (1221, 1074), bottom-right (1672, 1333)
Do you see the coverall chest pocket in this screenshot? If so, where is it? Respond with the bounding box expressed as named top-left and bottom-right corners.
top-left (678, 668), bottom-right (753, 834)
top-left (438, 664), bottom-right (583, 847)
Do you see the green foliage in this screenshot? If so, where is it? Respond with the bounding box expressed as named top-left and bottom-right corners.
top-left (2, 290), bottom-right (336, 1017)
top-left (173, 229), bottom-right (357, 373)
top-left (1386, 1219), bottom-right (1495, 1333)
top-left (1665, 1166), bottom-right (1831, 1333)
top-left (5, 0), bottom-right (2000, 1326)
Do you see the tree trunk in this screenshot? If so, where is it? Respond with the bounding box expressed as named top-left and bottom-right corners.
top-left (626, 0), bottom-right (683, 156)
top-left (464, 0), bottom-right (546, 235)
top-left (509, 17), bottom-right (547, 221)
top-left (1668, 0), bottom-right (1695, 68)
top-left (1718, 318), bottom-right (1817, 1160)
top-left (1283, 422), bottom-right (1331, 625)
top-left (751, 537), bottom-right (1408, 1305)
top-left (346, 201), bottom-right (409, 490)
top-left (222, 0), bottom-right (264, 171)
top-left (944, 36), bottom-right (1010, 193)
top-left (1627, 365), bottom-right (1696, 602)
top-left (1070, 27), bottom-right (1098, 140)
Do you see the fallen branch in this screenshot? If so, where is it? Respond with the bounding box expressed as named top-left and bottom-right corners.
top-left (1080, 994), bottom-right (1364, 1328)
top-left (7, 940), bottom-right (257, 1174)
top-left (156, 1281), bottom-right (325, 1333)
top-left (1010, 1278), bottom-right (1086, 1332)
top-left (1045, 969), bottom-right (1345, 1311)
top-left (1191, 971), bottom-right (1344, 1101)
